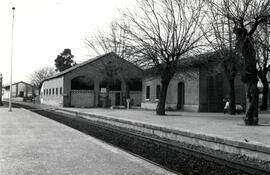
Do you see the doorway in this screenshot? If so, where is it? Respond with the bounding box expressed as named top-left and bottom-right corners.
top-left (19, 91), bottom-right (24, 97)
top-left (115, 92), bottom-right (121, 106)
top-left (177, 82), bottom-right (185, 110)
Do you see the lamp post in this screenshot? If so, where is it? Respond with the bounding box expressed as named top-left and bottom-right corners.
top-left (9, 7), bottom-right (15, 112)
top-left (0, 74), bottom-right (3, 106)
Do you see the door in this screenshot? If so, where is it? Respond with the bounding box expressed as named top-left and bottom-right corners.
top-left (19, 91), bottom-right (24, 97)
top-left (177, 82), bottom-right (185, 109)
top-left (115, 92), bottom-right (121, 106)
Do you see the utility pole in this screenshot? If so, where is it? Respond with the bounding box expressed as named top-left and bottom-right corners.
top-left (0, 74), bottom-right (3, 106)
top-left (9, 7), bottom-right (15, 112)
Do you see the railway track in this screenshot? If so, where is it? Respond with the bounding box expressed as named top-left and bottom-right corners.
top-left (14, 103), bottom-right (270, 175)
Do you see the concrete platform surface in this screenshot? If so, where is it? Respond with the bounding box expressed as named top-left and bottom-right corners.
top-left (9, 102), bottom-right (270, 161)
top-left (63, 107), bottom-right (270, 147)
top-left (0, 107), bottom-right (175, 175)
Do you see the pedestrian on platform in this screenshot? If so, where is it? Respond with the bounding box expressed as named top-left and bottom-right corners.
top-left (223, 97), bottom-right (230, 114)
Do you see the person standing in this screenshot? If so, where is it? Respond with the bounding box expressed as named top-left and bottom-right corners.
top-left (223, 97), bottom-right (230, 114)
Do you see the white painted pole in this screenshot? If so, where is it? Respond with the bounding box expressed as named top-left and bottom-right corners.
top-left (9, 7), bottom-right (15, 112)
top-left (0, 74), bottom-right (3, 106)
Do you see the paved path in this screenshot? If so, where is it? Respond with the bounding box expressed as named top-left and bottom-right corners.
top-left (63, 107), bottom-right (270, 147)
top-left (0, 107), bottom-right (175, 175)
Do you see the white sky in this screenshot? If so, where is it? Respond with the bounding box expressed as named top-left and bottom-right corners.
top-left (0, 0), bottom-right (134, 85)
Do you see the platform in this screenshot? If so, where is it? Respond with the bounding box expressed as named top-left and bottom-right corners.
top-left (0, 106), bottom-right (175, 175)
top-left (11, 102), bottom-right (270, 162)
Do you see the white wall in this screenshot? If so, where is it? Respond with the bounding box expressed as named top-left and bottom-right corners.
top-left (41, 76), bottom-right (64, 106)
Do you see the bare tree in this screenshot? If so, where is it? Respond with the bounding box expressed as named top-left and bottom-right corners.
top-left (85, 22), bottom-right (139, 107)
top-left (29, 67), bottom-right (55, 89)
top-left (255, 25), bottom-right (270, 110)
top-left (122, 0), bottom-right (205, 115)
top-left (203, 3), bottom-right (242, 114)
top-left (85, 21), bottom-right (135, 62)
top-left (209, 0), bottom-right (270, 125)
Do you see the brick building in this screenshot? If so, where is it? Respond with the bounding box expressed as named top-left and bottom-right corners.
top-left (41, 52), bottom-right (248, 112)
top-left (2, 81), bottom-right (34, 99)
top-left (40, 52), bottom-right (143, 107)
top-left (141, 55), bottom-right (246, 112)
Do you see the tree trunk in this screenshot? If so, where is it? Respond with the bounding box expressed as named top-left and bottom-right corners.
top-left (156, 78), bottom-right (170, 115)
top-left (234, 28), bottom-right (259, 125)
top-left (244, 81), bottom-right (259, 125)
top-left (229, 77), bottom-right (236, 115)
top-left (260, 76), bottom-right (268, 110)
top-left (241, 41), bottom-right (259, 125)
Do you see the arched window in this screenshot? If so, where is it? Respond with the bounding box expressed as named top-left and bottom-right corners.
top-left (71, 76), bottom-right (94, 90)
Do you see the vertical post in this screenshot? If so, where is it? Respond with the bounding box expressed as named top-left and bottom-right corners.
top-left (0, 74), bottom-right (3, 106)
top-left (94, 80), bottom-right (100, 107)
top-left (9, 7), bottom-right (15, 112)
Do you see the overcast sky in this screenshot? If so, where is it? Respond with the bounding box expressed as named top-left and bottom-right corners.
top-left (0, 0), bottom-right (134, 85)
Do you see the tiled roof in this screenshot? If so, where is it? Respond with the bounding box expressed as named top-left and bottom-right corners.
top-left (43, 52), bottom-right (115, 81)
top-left (143, 51), bottom-right (219, 75)
top-left (43, 52), bottom-right (143, 82)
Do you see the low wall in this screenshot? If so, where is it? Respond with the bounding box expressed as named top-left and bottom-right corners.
top-left (141, 102), bottom-right (198, 111)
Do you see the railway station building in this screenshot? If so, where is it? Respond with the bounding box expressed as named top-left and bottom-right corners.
top-left (40, 52), bottom-right (143, 107)
top-left (141, 54), bottom-right (246, 112)
top-left (2, 81), bottom-right (34, 100)
top-left (41, 51), bottom-right (247, 112)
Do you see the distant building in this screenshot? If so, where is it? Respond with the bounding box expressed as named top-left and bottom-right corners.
top-left (2, 81), bottom-right (34, 99)
top-left (40, 52), bottom-right (143, 107)
top-left (141, 54), bottom-right (246, 112)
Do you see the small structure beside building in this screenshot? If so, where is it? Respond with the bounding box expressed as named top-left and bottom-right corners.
top-left (40, 52), bottom-right (143, 107)
top-left (2, 81), bottom-right (34, 101)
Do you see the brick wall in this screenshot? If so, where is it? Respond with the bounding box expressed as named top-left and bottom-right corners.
top-left (199, 67), bottom-right (246, 112)
top-left (42, 53), bottom-right (143, 108)
top-left (199, 71), bottom-right (224, 112)
top-left (63, 54), bottom-right (143, 107)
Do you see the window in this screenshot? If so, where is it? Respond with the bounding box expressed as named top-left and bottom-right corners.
top-left (156, 85), bottom-right (160, 99)
top-left (56, 88), bottom-right (58, 95)
top-left (60, 87), bottom-right (62, 95)
top-left (71, 76), bottom-right (94, 90)
top-left (46, 89), bottom-right (48, 95)
top-left (49, 89), bottom-right (51, 95)
top-left (146, 86), bottom-right (150, 99)
top-left (44, 89), bottom-right (45, 96)
top-left (52, 88), bottom-right (54, 95)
